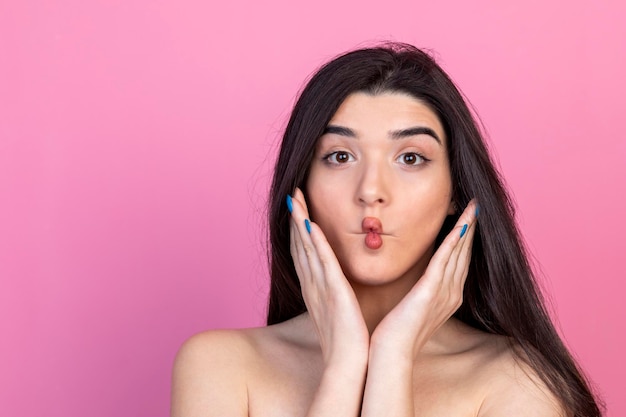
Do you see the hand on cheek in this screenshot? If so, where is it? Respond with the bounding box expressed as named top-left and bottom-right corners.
top-left (371, 199), bottom-right (478, 357)
top-left (287, 188), bottom-right (370, 365)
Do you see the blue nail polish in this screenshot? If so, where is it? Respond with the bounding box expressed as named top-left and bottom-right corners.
top-left (305, 219), bottom-right (311, 234)
top-left (286, 195), bottom-right (293, 213)
top-left (460, 224), bottom-right (468, 238)
top-left (475, 204), bottom-right (480, 217)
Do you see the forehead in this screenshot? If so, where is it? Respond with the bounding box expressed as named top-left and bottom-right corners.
top-left (327, 92), bottom-right (446, 144)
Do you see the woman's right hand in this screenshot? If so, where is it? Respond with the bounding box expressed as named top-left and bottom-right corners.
top-left (288, 188), bottom-right (370, 367)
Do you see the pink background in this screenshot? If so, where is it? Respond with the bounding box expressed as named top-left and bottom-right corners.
top-left (1, 1), bottom-right (624, 416)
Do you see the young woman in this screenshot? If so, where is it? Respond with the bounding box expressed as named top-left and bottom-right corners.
top-left (171, 43), bottom-right (602, 416)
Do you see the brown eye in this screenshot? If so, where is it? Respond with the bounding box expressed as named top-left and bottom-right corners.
top-left (325, 151), bottom-right (355, 164)
top-left (397, 152), bottom-right (425, 166)
top-left (335, 152), bottom-right (350, 163)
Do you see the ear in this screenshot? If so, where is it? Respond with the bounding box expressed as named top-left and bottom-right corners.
top-left (447, 199), bottom-right (457, 215)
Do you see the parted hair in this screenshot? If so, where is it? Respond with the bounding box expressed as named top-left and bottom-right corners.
top-left (266, 42), bottom-right (602, 417)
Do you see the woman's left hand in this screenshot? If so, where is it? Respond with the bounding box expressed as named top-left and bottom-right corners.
top-left (370, 200), bottom-right (478, 359)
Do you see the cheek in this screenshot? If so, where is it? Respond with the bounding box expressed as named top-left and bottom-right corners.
top-left (398, 176), bottom-right (453, 228)
top-left (306, 168), bottom-right (344, 221)
top-left (307, 186), bottom-right (340, 230)
top-left (305, 178), bottom-right (348, 251)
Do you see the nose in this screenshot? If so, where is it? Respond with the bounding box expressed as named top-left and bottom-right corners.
top-left (356, 162), bottom-right (389, 206)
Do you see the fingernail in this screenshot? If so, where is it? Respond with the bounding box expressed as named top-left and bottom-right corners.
top-left (286, 195), bottom-right (293, 213)
top-left (475, 204), bottom-right (480, 217)
top-left (460, 224), bottom-right (468, 238)
top-left (305, 219), bottom-right (311, 234)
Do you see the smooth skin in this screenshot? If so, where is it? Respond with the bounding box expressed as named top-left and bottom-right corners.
top-left (171, 93), bottom-right (565, 417)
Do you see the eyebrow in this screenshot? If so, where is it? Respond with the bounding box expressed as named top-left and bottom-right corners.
top-left (323, 124), bottom-right (442, 145)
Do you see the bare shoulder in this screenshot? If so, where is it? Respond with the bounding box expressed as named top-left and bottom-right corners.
top-left (171, 328), bottom-right (256, 417)
top-left (476, 336), bottom-right (568, 417)
top-left (171, 316), bottom-right (316, 417)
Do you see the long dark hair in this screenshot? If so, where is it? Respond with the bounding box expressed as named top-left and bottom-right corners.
top-left (266, 42), bottom-right (602, 416)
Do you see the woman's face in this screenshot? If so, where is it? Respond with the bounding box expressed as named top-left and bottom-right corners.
top-left (305, 92), bottom-right (455, 286)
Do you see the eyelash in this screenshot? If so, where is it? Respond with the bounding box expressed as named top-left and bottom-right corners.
top-left (322, 151), bottom-right (430, 166)
top-left (397, 152), bottom-right (429, 166)
top-left (322, 151), bottom-right (355, 165)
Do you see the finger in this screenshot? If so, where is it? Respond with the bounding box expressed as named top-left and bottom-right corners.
top-left (453, 220), bottom-right (477, 287)
top-left (293, 187), bottom-right (311, 219)
top-left (427, 211), bottom-right (474, 277)
top-left (288, 192), bottom-right (317, 287)
top-left (428, 200), bottom-right (478, 285)
top-left (289, 192), bottom-right (328, 287)
top-left (289, 189), bottom-right (318, 265)
top-left (290, 216), bottom-right (312, 285)
top-left (307, 220), bottom-right (345, 285)
top-left (288, 189), bottom-right (310, 247)
top-left (450, 200), bottom-right (478, 268)
top-left (445, 204), bottom-right (478, 292)
top-left (446, 199), bottom-right (477, 262)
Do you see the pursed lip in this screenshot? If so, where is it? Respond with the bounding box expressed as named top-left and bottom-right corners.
top-left (362, 217), bottom-right (383, 234)
top-left (349, 232), bottom-right (393, 236)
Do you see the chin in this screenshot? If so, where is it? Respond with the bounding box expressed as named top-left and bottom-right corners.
top-left (343, 263), bottom-right (411, 287)
top-left (336, 241), bottom-right (428, 283)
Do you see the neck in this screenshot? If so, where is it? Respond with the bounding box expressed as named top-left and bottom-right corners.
top-left (348, 244), bottom-right (435, 335)
top-left (350, 269), bottom-right (422, 335)
top-left (350, 275), bottom-right (474, 356)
